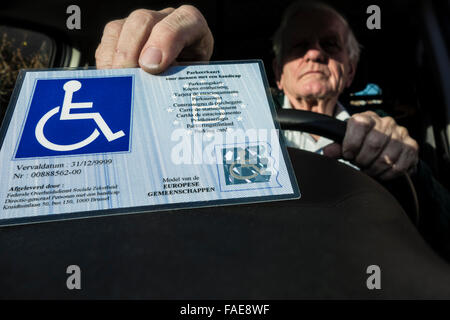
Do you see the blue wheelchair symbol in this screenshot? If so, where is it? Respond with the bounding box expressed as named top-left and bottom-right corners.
top-left (15, 76), bottom-right (133, 158)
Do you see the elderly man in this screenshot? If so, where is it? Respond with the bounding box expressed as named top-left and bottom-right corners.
top-left (95, 2), bottom-right (418, 181)
top-left (270, 1), bottom-right (421, 180)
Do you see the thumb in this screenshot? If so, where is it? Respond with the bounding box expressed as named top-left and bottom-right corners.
top-left (138, 6), bottom-right (213, 74)
top-left (323, 143), bottom-right (343, 159)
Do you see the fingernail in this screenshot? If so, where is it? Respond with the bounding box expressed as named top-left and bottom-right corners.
top-left (139, 47), bottom-right (162, 70)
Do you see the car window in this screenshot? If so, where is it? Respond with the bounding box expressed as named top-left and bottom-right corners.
top-left (0, 26), bottom-right (54, 120)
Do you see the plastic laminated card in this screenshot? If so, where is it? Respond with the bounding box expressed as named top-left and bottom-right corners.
top-left (0, 60), bottom-right (300, 226)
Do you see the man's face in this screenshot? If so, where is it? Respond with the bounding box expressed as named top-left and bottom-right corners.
top-left (276, 10), bottom-right (356, 102)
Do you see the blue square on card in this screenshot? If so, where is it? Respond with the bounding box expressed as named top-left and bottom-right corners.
top-left (15, 76), bottom-right (133, 158)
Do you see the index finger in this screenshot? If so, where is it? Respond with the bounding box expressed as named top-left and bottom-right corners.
top-left (342, 113), bottom-right (377, 160)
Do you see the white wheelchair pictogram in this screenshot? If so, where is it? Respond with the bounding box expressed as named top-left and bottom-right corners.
top-left (35, 80), bottom-right (125, 151)
top-left (229, 149), bottom-right (262, 180)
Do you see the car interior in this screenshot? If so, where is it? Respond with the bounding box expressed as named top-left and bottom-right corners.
top-left (1, 0), bottom-right (449, 186)
top-left (0, 0), bottom-right (449, 299)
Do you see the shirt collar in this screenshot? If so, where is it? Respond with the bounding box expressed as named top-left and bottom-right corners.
top-left (281, 95), bottom-right (351, 150)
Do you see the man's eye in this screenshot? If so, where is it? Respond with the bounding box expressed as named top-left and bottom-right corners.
top-left (321, 40), bottom-right (340, 50)
top-left (293, 41), bottom-right (309, 50)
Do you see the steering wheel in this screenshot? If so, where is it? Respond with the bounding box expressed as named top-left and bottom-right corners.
top-left (276, 108), bottom-right (421, 225)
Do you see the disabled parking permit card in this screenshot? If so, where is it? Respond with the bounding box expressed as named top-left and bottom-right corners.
top-left (0, 60), bottom-right (300, 226)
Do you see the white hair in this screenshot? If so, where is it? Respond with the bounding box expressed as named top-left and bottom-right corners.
top-left (272, 1), bottom-right (361, 66)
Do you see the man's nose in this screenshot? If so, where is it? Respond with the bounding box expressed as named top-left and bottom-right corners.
top-left (304, 42), bottom-right (327, 63)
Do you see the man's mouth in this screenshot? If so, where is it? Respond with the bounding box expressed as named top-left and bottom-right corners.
top-left (300, 71), bottom-right (325, 78)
